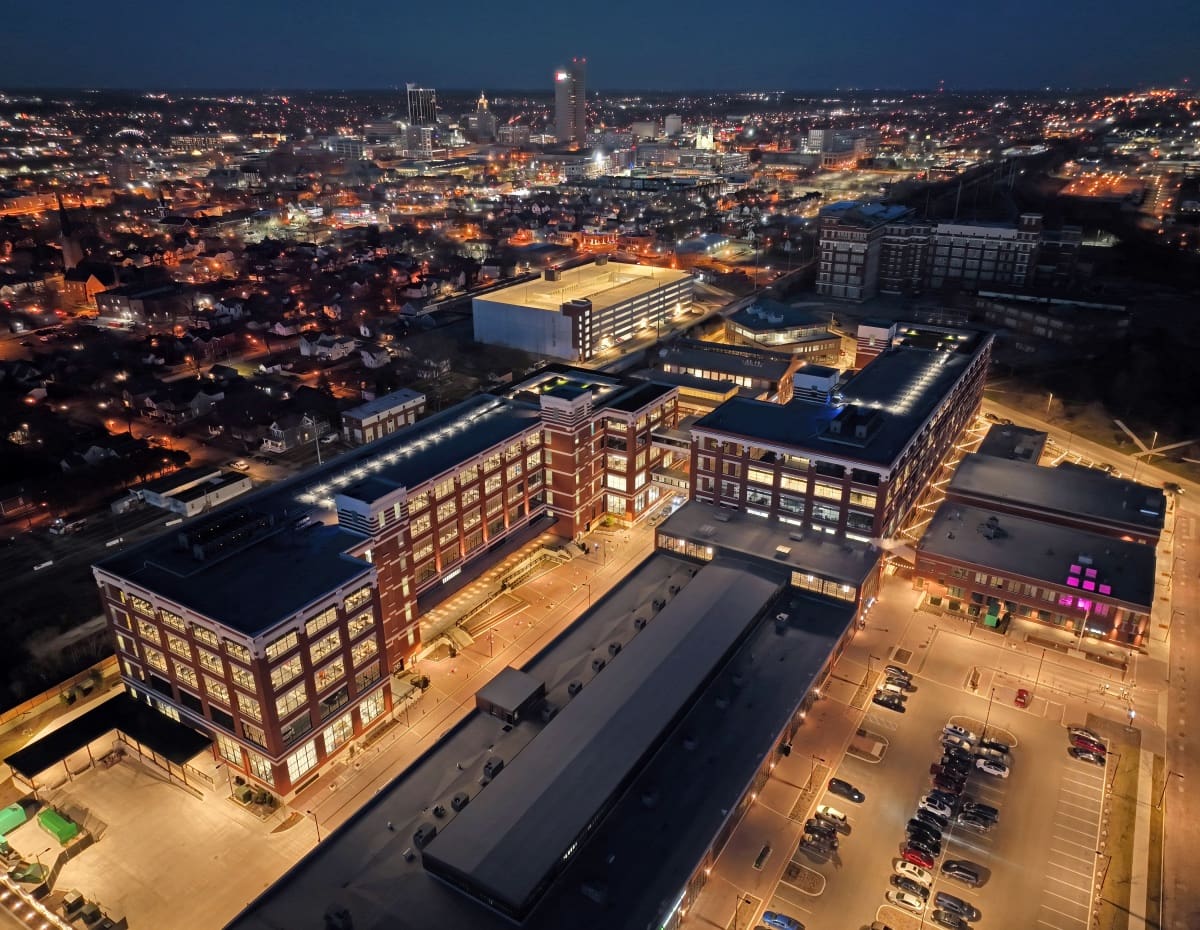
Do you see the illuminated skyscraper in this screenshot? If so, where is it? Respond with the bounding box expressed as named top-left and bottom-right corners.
top-left (554, 59), bottom-right (587, 146)
top-left (406, 83), bottom-right (438, 126)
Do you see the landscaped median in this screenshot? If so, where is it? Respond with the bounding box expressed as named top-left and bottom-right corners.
top-left (1096, 742), bottom-right (1164, 930)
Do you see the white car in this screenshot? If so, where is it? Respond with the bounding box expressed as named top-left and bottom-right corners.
top-left (919, 797), bottom-right (953, 819)
top-left (816, 804), bottom-right (847, 826)
top-left (886, 889), bottom-right (926, 914)
top-left (894, 860), bottom-right (933, 887)
top-left (975, 757), bottom-right (1010, 778)
top-left (943, 724), bottom-right (978, 743)
top-left (230, 460), bottom-right (249, 471)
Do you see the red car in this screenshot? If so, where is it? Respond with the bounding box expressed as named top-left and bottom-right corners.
top-left (903, 846), bottom-right (936, 869)
top-left (1014, 688), bottom-right (1031, 708)
top-left (1071, 734), bottom-right (1106, 755)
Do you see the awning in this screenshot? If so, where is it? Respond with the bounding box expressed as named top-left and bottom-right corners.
top-left (4, 693), bottom-right (210, 781)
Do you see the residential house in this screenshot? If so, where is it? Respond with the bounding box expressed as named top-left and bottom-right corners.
top-left (261, 411), bottom-right (331, 453)
top-left (299, 332), bottom-right (358, 360)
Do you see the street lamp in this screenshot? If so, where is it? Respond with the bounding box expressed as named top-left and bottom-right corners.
top-left (982, 687), bottom-right (996, 738)
top-left (306, 809), bottom-right (322, 843)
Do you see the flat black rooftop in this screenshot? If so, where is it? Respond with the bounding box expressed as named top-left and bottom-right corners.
top-left (694, 323), bottom-right (989, 468)
top-left (948, 454), bottom-right (1165, 536)
top-left (225, 554), bottom-right (853, 930)
top-left (920, 502), bottom-right (1156, 610)
top-left (96, 522), bottom-right (373, 637)
top-left (728, 298), bottom-right (830, 332)
top-left (658, 338), bottom-right (796, 382)
top-left (658, 500), bottom-right (880, 588)
top-left (976, 425), bottom-right (1047, 464)
top-left (423, 561), bottom-right (781, 916)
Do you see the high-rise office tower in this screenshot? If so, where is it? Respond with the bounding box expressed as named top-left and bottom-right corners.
top-left (554, 59), bottom-right (587, 145)
top-left (406, 83), bottom-right (438, 126)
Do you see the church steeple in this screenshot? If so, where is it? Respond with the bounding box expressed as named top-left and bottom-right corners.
top-left (56, 194), bottom-right (73, 238)
top-left (477, 91), bottom-right (489, 112)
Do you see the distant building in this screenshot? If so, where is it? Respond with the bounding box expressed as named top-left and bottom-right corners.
top-left (473, 257), bottom-right (693, 362)
top-left (466, 91), bottom-right (498, 143)
top-left (137, 467), bottom-right (253, 518)
top-left (664, 114), bottom-right (683, 137)
top-left (406, 84), bottom-right (438, 126)
top-left (554, 59), bottom-right (587, 145)
top-left (695, 124), bottom-right (715, 150)
top-left (497, 124), bottom-right (531, 147)
top-left (724, 299), bottom-right (842, 365)
top-left (818, 202), bottom-right (1081, 302)
top-left (342, 389), bottom-right (426, 445)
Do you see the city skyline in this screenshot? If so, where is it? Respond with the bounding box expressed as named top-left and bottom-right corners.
top-left (1, 0), bottom-right (1196, 91)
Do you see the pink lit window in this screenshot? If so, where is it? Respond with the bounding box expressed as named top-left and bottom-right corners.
top-left (1066, 576), bottom-right (1080, 587)
top-left (1059, 595), bottom-right (1075, 607)
top-left (1069, 564), bottom-right (1081, 574)
top-left (1098, 584), bottom-right (1112, 595)
top-left (1077, 599), bottom-right (1092, 612)
top-left (1082, 580), bottom-right (1096, 591)
top-left (1085, 568), bottom-right (1098, 579)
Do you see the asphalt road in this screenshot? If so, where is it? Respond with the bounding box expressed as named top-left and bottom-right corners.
top-left (767, 644), bottom-right (1104, 930)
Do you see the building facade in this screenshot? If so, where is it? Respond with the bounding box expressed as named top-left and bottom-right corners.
top-left (342, 388), bottom-right (427, 445)
top-left (689, 323), bottom-right (992, 543)
top-left (94, 370), bottom-right (681, 797)
top-left (472, 258), bottom-right (694, 362)
top-left (554, 60), bottom-right (587, 146)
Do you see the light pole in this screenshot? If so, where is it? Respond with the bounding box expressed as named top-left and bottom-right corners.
top-left (306, 808), bottom-right (322, 843)
top-left (1046, 391), bottom-right (1054, 416)
top-left (1034, 647), bottom-right (1047, 691)
top-left (1156, 771), bottom-right (1183, 810)
top-left (982, 687), bottom-right (996, 738)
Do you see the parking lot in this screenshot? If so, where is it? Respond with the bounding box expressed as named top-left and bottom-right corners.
top-left (761, 643), bottom-right (1103, 930)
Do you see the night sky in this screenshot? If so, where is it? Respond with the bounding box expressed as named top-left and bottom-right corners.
top-left (3, 0), bottom-right (1196, 91)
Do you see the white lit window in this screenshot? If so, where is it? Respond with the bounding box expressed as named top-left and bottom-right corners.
top-left (285, 739), bottom-right (318, 783)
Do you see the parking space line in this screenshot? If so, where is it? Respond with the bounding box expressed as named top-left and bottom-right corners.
top-left (1046, 860), bottom-right (1093, 879)
top-left (1055, 797), bottom-right (1099, 813)
top-left (1045, 876), bottom-right (1091, 895)
top-left (1054, 813), bottom-right (1100, 830)
top-left (1056, 811), bottom-right (1099, 825)
top-left (1059, 785), bottom-right (1100, 801)
top-left (1042, 889), bottom-right (1091, 910)
top-left (1039, 911), bottom-right (1089, 929)
top-left (1054, 827), bottom-right (1096, 844)
top-left (1049, 847), bottom-right (1095, 865)
top-left (1039, 920), bottom-right (1085, 930)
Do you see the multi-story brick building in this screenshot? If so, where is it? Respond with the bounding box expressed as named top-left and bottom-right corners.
top-left (340, 388), bottom-right (426, 445)
top-left (93, 369), bottom-right (680, 796)
top-left (688, 323), bottom-right (992, 543)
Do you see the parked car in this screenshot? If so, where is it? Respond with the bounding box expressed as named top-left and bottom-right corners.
top-left (974, 747), bottom-right (1008, 764)
top-left (805, 818), bottom-right (836, 839)
top-left (915, 809), bottom-right (949, 831)
top-left (894, 860), bottom-right (933, 887)
top-left (230, 459), bottom-right (249, 471)
top-left (803, 831), bottom-right (838, 850)
top-left (886, 890), bottom-right (926, 914)
top-left (906, 818), bottom-right (942, 841)
top-left (761, 911), bottom-right (803, 930)
top-left (1069, 747), bottom-right (1106, 766)
top-left (886, 675), bottom-right (916, 692)
top-left (1014, 688), bottom-right (1031, 708)
top-left (1068, 726), bottom-right (1103, 744)
top-left (960, 800), bottom-right (999, 822)
top-left (955, 812), bottom-right (992, 834)
top-left (932, 775), bottom-right (965, 794)
top-left (942, 735), bottom-right (973, 754)
top-left (873, 692), bottom-right (907, 713)
top-left (927, 789), bottom-right (960, 808)
top-left (815, 804), bottom-right (847, 827)
top-left (943, 725), bottom-right (977, 743)
top-left (1071, 734), bottom-right (1107, 755)
top-left (930, 909), bottom-right (968, 930)
top-left (906, 835), bottom-right (942, 858)
top-left (975, 757), bottom-right (1009, 778)
top-left (979, 738), bottom-right (1011, 755)
top-left (828, 778), bottom-right (864, 803)
top-left (934, 891), bottom-right (981, 922)
top-left (902, 847), bottom-right (935, 869)
top-left (918, 797), bottom-right (952, 819)
top-left (941, 860), bottom-right (983, 888)
top-left (884, 665), bottom-right (911, 680)
top-left (890, 874), bottom-right (930, 900)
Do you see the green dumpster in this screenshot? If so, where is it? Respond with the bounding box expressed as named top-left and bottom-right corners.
top-left (0, 804), bottom-right (26, 836)
top-left (37, 808), bottom-right (78, 845)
